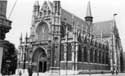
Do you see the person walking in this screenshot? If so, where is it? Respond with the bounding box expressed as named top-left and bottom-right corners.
top-left (28, 67), bottom-right (33, 76)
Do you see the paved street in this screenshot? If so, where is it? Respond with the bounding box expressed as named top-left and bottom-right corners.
top-left (0, 72), bottom-right (125, 76)
top-left (5, 73), bottom-right (124, 76)
top-left (31, 73), bottom-right (125, 76)
top-left (12, 69), bottom-right (125, 76)
top-left (14, 72), bottom-right (125, 76)
top-left (0, 69), bottom-right (124, 76)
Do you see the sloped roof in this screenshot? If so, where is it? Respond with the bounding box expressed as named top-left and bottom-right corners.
top-left (93, 20), bottom-right (113, 37)
top-left (61, 8), bottom-right (88, 31)
top-left (44, 1), bottom-right (115, 38)
top-left (47, 1), bottom-right (88, 31)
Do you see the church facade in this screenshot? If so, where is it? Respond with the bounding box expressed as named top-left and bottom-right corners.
top-left (18, 1), bottom-right (123, 74)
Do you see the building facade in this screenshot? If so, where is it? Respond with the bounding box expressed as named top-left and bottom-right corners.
top-left (0, 0), bottom-right (17, 75)
top-left (18, 1), bottom-right (123, 74)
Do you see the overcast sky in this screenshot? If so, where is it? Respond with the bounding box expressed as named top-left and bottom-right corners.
top-left (5, 0), bottom-right (125, 51)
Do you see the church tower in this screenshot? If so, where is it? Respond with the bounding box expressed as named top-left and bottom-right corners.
top-left (32, 0), bottom-right (40, 25)
top-left (85, 1), bottom-right (93, 33)
top-left (30, 1), bottom-right (40, 39)
top-left (51, 1), bottom-right (61, 68)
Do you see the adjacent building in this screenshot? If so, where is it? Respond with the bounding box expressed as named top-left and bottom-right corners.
top-left (0, 0), bottom-right (17, 75)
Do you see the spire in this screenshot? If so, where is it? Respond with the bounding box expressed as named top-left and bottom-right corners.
top-left (85, 1), bottom-right (93, 33)
top-left (20, 33), bottom-right (23, 44)
top-left (34, 0), bottom-right (40, 6)
top-left (86, 1), bottom-right (92, 17)
top-left (85, 1), bottom-right (93, 22)
top-left (33, 0), bottom-right (40, 12)
top-left (25, 32), bottom-right (28, 43)
top-left (101, 31), bottom-right (103, 42)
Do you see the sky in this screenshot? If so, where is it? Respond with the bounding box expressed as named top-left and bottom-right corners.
top-left (5, 0), bottom-right (125, 51)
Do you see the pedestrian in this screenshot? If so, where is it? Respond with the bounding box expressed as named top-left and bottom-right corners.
top-left (28, 67), bottom-right (33, 76)
top-left (19, 70), bottom-right (22, 76)
top-left (116, 70), bottom-right (118, 75)
top-left (111, 70), bottom-right (114, 75)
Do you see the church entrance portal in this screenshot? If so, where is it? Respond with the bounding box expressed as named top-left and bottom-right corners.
top-left (39, 61), bottom-right (47, 72)
top-left (32, 47), bottom-right (47, 73)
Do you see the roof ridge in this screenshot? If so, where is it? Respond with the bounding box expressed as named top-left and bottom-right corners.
top-left (93, 19), bottom-right (113, 24)
top-left (48, 1), bottom-right (86, 23)
top-left (61, 8), bottom-right (85, 22)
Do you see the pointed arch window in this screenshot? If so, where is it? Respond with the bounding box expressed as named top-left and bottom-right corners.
top-left (84, 47), bottom-right (88, 62)
top-left (78, 44), bottom-right (82, 62)
top-left (90, 48), bottom-right (93, 63)
top-left (48, 10), bottom-right (51, 16)
top-left (60, 44), bottom-right (64, 61)
top-left (106, 52), bottom-right (109, 64)
top-left (99, 51), bottom-right (101, 63)
top-left (44, 10), bottom-right (46, 16)
top-left (102, 51), bottom-right (105, 64)
top-left (94, 50), bottom-right (97, 63)
top-left (67, 43), bottom-right (72, 61)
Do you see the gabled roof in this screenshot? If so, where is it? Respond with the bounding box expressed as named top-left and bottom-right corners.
top-left (34, 0), bottom-right (40, 6)
top-left (41, 1), bottom-right (53, 11)
top-left (92, 20), bottom-right (113, 37)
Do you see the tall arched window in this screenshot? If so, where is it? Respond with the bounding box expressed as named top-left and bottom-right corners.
top-left (84, 47), bottom-right (88, 62)
top-left (78, 44), bottom-right (82, 62)
top-left (106, 52), bottom-right (109, 64)
top-left (102, 51), bottom-right (105, 64)
top-left (99, 51), bottom-right (101, 63)
top-left (67, 43), bottom-right (72, 61)
top-left (95, 50), bottom-right (97, 63)
top-left (90, 48), bottom-right (93, 63)
top-left (60, 44), bottom-right (64, 61)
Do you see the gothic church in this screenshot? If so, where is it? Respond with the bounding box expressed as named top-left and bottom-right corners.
top-left (18, 1), bottom-right (123, 74)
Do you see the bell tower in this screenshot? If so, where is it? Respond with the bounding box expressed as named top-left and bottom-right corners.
top-left (51, 0), bottom-right (61, 68)
top-left (32, 0), bottom-right (40, 25)
top-left (85, 1), bottom-right (93, 33)
top-left (30, 1), bottom-right (40, 39)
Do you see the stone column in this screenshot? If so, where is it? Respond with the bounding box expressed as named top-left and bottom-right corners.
top-left (93, 49), bottom-right (95, 63)
top-left (101, 50), bottom-right (103, 64)
top-left (71, 43), bottom-right (75, 70)
top-left (64, 43), bottom-right (67, 62)
top-left (88, 48), bottom-right (90, 63)
top-left (47, 41), bottom-right (51, 71)
top-left (71, 43), bottom-right (75, 62)
top-left (75, 42), bottom-right (79, 70)
top-left (82, 47), bottom-right (84, 62)
top-left (0, 46), bottom-right (3, 73)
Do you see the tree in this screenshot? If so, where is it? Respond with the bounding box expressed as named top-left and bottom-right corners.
top-left (1, 43), bottom-right (17, 75)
